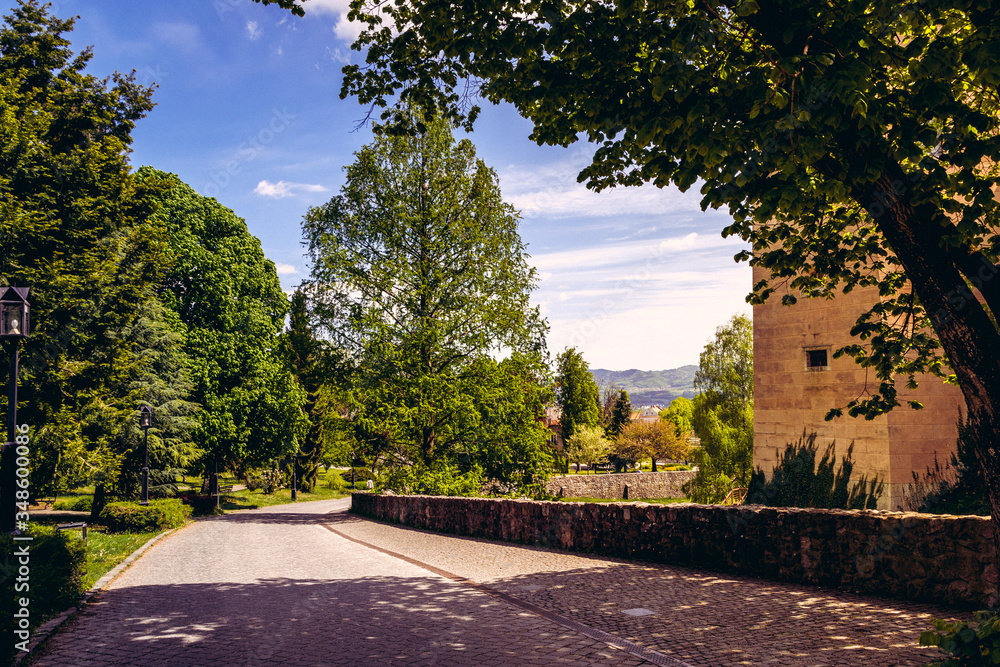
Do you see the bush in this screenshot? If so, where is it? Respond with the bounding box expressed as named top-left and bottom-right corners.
top-left (325, 469), bottom-right (347, 491)
top-left (99, 499), bottom-right (191, 533)
top-left (0, 526), bottom-right (86, 658)
top-left (920, 611), bottom-right (1000, 665)
top-left (179, 493), bottom-right (224, 516)
top-left (378, 463), bottom-right (483, 497)
top-left (54, 496), bottom-right (92, 512)
top-left (245, 468), bottom-right (284, 494)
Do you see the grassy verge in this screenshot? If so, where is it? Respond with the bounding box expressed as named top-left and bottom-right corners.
top-left (557, 496), bottom-right (691, 504)
top-left (82, 529), bottom-right (161, 590)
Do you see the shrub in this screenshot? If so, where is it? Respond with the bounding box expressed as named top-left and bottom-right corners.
top-left (325, 469), bottom-right (347, 491)
top-left (54, 496), bottom-right (92, 512)
top-left (378, 463), bottom-right (483, 497)
top-left (179, 493), bottom-right (224, 516)
top-left (920, 611), bottom-right (1000, 665)
top-left (99, 499), bottom-right (191, 533)
top-left (0, 526), bottom-right (86, 658)
top-left (245, 468), bottom-right (284, 494)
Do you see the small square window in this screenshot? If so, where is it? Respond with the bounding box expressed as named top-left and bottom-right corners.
top-left (806, 349), bottom-right (829, 370)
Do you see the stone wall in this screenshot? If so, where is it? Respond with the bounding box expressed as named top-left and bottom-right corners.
top-left (546, 471), bottom-right (696, 499)
top-left (352, 493), bottom-right (997, 608)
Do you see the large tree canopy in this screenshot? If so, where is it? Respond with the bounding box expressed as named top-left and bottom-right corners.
top-left (0, 0), bottom-right (166, 496)
top-left (302, 113), bottom-right (550, 491)
top-left (136, 167), bottom-right (308, 475)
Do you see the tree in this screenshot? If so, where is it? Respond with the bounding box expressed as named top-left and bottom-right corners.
top-left (323, 0), bottom-right (1000, 582)
top-left (280, 288), bottom-right (330, 492)
top-left (0, 0), bottom-right (167, 499)
top-left (686, 314), bottom-right (753, 503)
top-left (661, 397), bottom-right (695, 438)
top-left (606, 388), bottom-right (632, 439)
top-left (554, 348), bottom-right (601, 442)
top-left (301, 112), bottom-right (549, 492)
top-left (615, 419), bottom-right (690, 472)
top-left (136, 168), bottom-right (309, 478)
top-left (564, 425), bottom-right (612, 474)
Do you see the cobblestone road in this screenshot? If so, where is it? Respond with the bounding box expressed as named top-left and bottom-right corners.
top-left (28, 498), bottom-right (958, 666)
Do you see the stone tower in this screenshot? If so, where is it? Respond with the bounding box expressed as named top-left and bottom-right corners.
top-left (752, 265), bottom-right (966, 510)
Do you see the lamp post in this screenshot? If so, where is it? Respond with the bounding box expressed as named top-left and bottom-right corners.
top-left (1, 287), bottom-right (30, 533)
top-left (139, 406), bottom-right (152, 506)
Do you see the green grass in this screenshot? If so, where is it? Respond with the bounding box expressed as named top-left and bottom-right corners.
top-left (557, 496), bottom-right (691, 504)
top-left (82, 529), bottom-right (161, 589)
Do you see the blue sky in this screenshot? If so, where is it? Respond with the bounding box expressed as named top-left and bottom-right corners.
top-left (42, 0), bottom-right (751, 371)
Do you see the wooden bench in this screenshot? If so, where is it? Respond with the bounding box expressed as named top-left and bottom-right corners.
top-left (216, 484), bottom-right (233, 495)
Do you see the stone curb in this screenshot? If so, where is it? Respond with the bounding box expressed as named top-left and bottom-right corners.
top-left (13, 524), bottom-right (185, 665)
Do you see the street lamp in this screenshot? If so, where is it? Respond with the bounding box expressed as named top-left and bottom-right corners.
top-left (139, 406), bottom-right (152, 506)
top-left (1, 287), bottom-right (30, 533)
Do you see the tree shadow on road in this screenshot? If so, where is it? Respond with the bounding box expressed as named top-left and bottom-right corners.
top-left (27, 573), bottom-right (630, 667)
top-left (321, 511), bottom-right (960, 667)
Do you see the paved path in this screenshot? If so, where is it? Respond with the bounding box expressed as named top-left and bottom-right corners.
top-left (28, 498), bottom-right (956, 666)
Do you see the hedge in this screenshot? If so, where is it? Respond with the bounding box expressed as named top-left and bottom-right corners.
top-left (99, 499), bottom-right (191, 533)
top-left (0, 526), bottom-right (86, 661)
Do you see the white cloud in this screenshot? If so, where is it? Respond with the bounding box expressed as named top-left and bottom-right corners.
top-left (152, 22), bottom-right (203, 54)
top-left (499, 153), bottom-right (708, 219)
top-left (275, 263), bottom-right (298, 276)
top-left (246, 20), bottom-right (262, 40)
top-left (530, 233), bottom-right (732, 273)
top-left (254, 179), bottom-right (328, 199)
top-left (301, 0), bottom-right (364, 42)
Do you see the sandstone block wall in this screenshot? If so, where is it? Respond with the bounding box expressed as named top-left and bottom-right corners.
top-left (545, 471), bottom-right (696, 499)
top-left (752, 265), bottom-right (965, 510)
top-left (353, 493), bottom-right (997, 608)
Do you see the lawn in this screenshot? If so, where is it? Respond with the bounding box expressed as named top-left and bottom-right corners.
top-left (82, 529), bottom-right (161, 589)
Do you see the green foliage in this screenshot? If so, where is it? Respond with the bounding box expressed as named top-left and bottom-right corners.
top-left (244, 468), bottom-right (284, 495)
top-left (746, 433), bottom-right (884, 509)
top-left (54, 496), bottom-right (92, 512)
top-left (325, 468), bottom-right (348, 492)
top-left (555, 348), bottom-right (601, 442)
top-left (604, 388), bottom-right (632, 439)
top-left (661, 397), bottom-right (695, 437)
top-left (564, 425), bottom-right (612, 474)
top-left (179, 494), bottom-right (223, 517)
top-left (302, 112), bottom-right (549, 494)
top-left (378, 462), bottom-right (484, 497)
top-left (0, 1), bottom-right (166, 498)
top-left (99, 498), bottom-right (191, 533)
top-left (920, 611), bottom-right (1000, 665)
top-left (136, 167), bottom-right (309, 474)
top-left (0, 525), bottom-right (86, 655)
top-left (112, 297), bottom-right (201, 501)
top-left (687, 315), bottom-right (754, 503)
top-left (280, 288), bottom-right (330, 492)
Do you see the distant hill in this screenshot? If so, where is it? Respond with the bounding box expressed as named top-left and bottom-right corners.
top-left (591, 366), bottom-right (698, 408)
